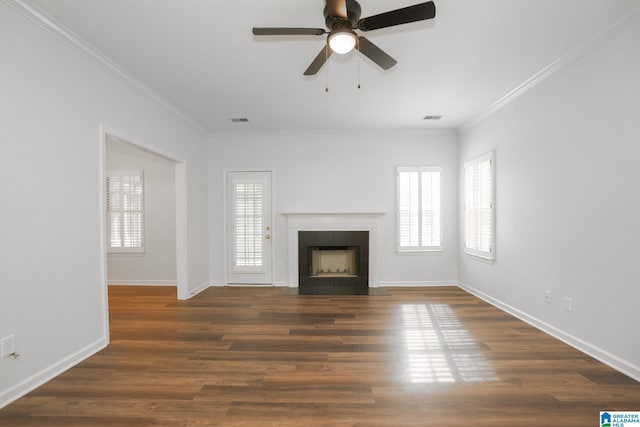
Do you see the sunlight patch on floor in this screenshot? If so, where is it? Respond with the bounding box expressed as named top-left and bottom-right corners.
top-left (400, 304), bottom-right (498, 384)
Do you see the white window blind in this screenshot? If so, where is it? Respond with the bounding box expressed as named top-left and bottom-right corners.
top-left (397, 167), bottom-right (442, 251)
top-left (106, 172), bottom-right (144, 253)
top-left (464, 152), bottom-right (494, 260)
top-left (233, 183), bottom-right (263, 267)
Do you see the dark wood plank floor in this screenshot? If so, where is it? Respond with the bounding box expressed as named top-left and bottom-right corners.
top-left (1, 286), bottom-right (638, 426)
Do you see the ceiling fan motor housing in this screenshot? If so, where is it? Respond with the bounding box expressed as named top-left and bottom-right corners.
top-left (324, 0), bottom-right (362, 30)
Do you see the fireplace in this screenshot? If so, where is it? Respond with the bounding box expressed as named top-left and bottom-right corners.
top-left (298, 231), bottom-right (369, 295)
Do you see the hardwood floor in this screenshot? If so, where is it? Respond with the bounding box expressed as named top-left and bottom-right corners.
top-left (1, 286), bottom-right (638, 426)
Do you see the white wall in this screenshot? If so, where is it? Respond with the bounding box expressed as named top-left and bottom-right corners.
top-left (209, 131), bottom-right (459, 286)
top-left (458, 18), bottom-right (640, 379)
top-left (106, 136), bottom-right (177, 285)
top-left (0, 4), bottom-right (209, 407)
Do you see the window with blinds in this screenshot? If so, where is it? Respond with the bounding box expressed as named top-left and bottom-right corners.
top-left (397, 166), bottom-right (442, 251)
top-left (106, 172), bottom-right (144, 253)
top-left (464, 152), bottom-right (494, 260)
top-left (233, 183), bottom-right (263, 267)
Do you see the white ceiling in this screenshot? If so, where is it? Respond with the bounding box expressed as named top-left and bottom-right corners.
top-left (28, 0), bottom-right (639, 133)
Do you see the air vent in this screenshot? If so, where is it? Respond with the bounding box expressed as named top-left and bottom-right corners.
top-left (423, 115), bottom-right (442, 120)
top-left (231, 118), bottom-right (249, 123)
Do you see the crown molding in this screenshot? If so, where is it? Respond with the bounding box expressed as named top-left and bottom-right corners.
top-left (3, 0), bottom-right (209, 136)
top-left (208, 128), bottom-right (457, 140)
top-left (458, 4), bottom-right (640, 134)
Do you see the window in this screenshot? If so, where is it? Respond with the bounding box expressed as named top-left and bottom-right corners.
top-left (233, 182), bottom-right (263, 268)
top-left (106, 171), bottom-right (144, 253)
top-left (397, 166), bottom-right (442, 251)
top-left (464, 152), bottom-right (494, 260)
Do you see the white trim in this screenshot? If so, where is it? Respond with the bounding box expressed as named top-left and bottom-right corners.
top-left (459, 4), bottom-right (640, 133)
top-left (458, 281), bottom-right (640, 382)
top-left (210, 281), bottom-right (285, 288)
top-left (395, 249), bottom-right (444, 256)
top-left (187, 282), bottom-right (211, 298)
top-left (464, 254), bottom-right (496, 265)
top-left (108, 280), bottom-right (177, 286)
top-left (223, 169), bottom-right (275, 286)
top-left (103, 128), bottom-right (187, 163)
top-left (3, 0), bottom-right (208, 135)
top-left (175, 162), bottom-right (189, 300)
top-left (379, 281), bottom-right (458, 287)
top-left (282, 212), bottom-right (386, 216)
top-left (285, 213), bottom-right (385, 288)
top-left (396, 166), bottom-right (443, 252)
top-left (270, 172), bottom-right (277, 288)
top-left (211, 129), bottom-right (456, 139)
top-left (222, 170), bottom-right (228, 287)
top-left (97, 127), bottom-right (110, 346)
top-left (463, 151), bottom-right (495, 261)
top-left (0, 337), bottom-right (107, 410)
top-left (223, 284), bottom-right (288, 288)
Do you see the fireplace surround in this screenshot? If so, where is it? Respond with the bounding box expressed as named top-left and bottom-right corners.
top-left (284, 212), bottom-right (384, 293)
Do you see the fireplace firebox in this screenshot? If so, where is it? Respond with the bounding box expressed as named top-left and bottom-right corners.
top-left (298, 231), bottom-right (368, 295)
top-left (310, 246), bottom-right (358, 277)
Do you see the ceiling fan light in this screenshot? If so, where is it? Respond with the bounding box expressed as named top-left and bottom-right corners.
top-left (328, 30), bottom-right (357, 54)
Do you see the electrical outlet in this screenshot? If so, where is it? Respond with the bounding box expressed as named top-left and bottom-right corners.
top-left (544, 290), bottom-right (552, 304)
top-left (1, 335), bottom-right (16, 358)
top-left (563, 297), bottom-right (573, 312)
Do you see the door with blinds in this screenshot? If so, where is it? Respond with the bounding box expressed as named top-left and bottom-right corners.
top-left (226, 171), bottom-right (272, 284)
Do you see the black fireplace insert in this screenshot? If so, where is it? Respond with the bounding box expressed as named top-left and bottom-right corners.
top-left (298, 231), bottom-right (369, 295)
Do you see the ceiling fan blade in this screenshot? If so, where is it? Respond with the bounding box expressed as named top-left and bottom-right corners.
top-left (357, 1), bottom-right (436, 31)
top-left (326, 0), bottom-right (348, 18)
top-left (304, 45), bottom-right (333, 76)
top-left (357, 37), bottom-right (397, 70)
top-left (252, 27), bottom-right (326, 36)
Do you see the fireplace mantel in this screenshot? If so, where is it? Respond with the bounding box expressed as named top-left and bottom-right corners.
top-left (284, 212), bottom-right (385, 288)
top-left (283, 212), bottom-right (386, 216)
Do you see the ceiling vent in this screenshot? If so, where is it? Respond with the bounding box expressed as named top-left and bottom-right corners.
top-left (423, 115), bottom-right (442, 120)
top-left (231, 118), bottom-right (249, 123)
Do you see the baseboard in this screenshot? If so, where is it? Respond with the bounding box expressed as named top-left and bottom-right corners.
top-left (108, 280), bottom-right (176, 286)
top-left (458, 281), bottom-right (640, 382)
top-left (378, 281), bottom-right (458, 287)
top-left (209, 281), bottom-right (289, 288)
top-left (0, 336), bottom-right (107, 410)
top-left (187, 281), bottom-right (213, 298)
top-left (223, 284), bottom-right (287, 287)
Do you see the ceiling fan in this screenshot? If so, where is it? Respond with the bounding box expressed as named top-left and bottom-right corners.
top-left (252, 0), bottom-right (436, 75)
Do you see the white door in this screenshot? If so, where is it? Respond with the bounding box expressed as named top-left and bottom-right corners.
top-left (226, 171), bottom-right (272, 284)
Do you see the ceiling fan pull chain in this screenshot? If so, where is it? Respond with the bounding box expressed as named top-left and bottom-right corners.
top-left (325, 44), bottom-right (330, 92)
top-left (357, 37), bottom-right (361, 89)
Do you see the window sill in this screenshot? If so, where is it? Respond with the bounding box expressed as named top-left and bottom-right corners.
top-left (464, 249), bottom-right (495, 264)
top-left (108, 249), bottom-right (145, 256)
top-left (396, 248), bottom-right (443, 255)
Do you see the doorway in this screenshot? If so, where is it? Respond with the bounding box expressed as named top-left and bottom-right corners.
top-left (226, 170), bottom-right (273, 284)
top-left (105, 136), bottom-right (177, 287)
top-left (99, 127), bottom-right (189, 340)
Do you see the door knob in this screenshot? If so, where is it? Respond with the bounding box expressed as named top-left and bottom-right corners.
top-left (265, 234), bottom-right (271, 240)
